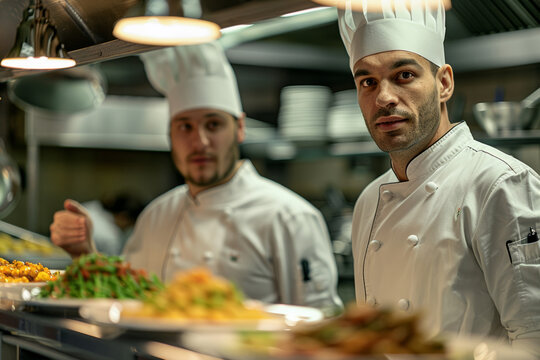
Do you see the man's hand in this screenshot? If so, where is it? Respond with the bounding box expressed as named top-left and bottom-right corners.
top-left (50, 199), bottom-right (96, 257)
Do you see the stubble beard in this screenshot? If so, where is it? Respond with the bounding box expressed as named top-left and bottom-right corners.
top-left (368, 87), bottom-right (440, 155)
top-left (182, 139), bottom-right (240, 188)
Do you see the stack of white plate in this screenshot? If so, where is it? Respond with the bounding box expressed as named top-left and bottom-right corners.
top-left (327, 89), bottom-right (370, 141)
top-left (278, 85), bottom-right (332, 141)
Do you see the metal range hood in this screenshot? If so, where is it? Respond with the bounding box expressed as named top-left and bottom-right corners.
top-left (0, 0), bottom-right (539, 83)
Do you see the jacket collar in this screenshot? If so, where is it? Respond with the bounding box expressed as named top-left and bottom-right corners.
top-left (187, 160), bottom-right (258, 207)
top-left (404, 122), bottom-right (473, 181)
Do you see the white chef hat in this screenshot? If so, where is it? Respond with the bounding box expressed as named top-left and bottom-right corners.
top-left (337, 0), bottom-right (446, 72)
top-left (140, 41), bottom-right (243, 118)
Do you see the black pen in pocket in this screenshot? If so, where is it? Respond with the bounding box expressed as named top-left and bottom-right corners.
top-left (506, 227), bottom-right (539, 263)
top-left (505, 240), bottom-right (513, 263)
top-left (527, 227), bottom-right (538, 244)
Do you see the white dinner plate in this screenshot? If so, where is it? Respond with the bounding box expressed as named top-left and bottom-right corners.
top-left (79, 300), bottom-right (324, 333)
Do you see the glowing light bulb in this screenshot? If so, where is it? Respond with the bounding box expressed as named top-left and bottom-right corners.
top-left (1, 56), bottom-right (76, 70)
top-left (113, 16), bottom-right (221, 46)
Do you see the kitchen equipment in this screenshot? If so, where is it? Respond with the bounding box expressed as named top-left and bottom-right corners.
top-left (0, 141), bottom-right (20, 219)
top-left (7, 65), bottom-right (106, 114)
top-left (473, 87), bottom-right (540, 136)
top-left (519, 87), bottom-right (540, 130)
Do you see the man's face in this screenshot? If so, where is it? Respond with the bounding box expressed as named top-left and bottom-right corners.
top-left (169, 108), bottom-right (245, 193)
top-left (353, 51), bottom-right (442, 157)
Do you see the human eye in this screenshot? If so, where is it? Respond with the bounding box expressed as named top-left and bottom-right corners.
top-left (396, 71), bottom-right (415, 82)
top-left (358, 77), bottom-right (377, 88)
top-left (206, 119), bottom-right (223, 132)
top-left (172, 120), bottom-right (191, 133)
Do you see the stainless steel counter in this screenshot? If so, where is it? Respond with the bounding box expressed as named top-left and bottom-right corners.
top-left (0, 309), bottom-right (222, 360)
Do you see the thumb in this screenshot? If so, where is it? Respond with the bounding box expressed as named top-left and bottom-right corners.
top-left (63, 199), bottom-right (97, 253)
top-left (64, 199), bottom-right (88, 216)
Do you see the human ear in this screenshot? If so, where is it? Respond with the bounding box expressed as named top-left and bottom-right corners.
top-left (438, 64), bottom-right (454, 103)
top-left (236, 112), bottom-right (246, 144)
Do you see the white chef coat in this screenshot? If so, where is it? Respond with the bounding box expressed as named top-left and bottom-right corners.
top-left (352, 122), bottom-right (540, 355)
top-left (122, 160), bottom-right (342, 309)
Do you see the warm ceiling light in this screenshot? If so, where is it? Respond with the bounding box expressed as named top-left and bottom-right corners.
top-left (113, 0), bottom-right (221, 46)
top-left (0, 0), bottom-right (76, 70)
top-left (1, 57), bottom-right (75, 70)
top-left (113, 16), bottom-right (221, 46)
top-left (310, 0), bottom-right (452, 11)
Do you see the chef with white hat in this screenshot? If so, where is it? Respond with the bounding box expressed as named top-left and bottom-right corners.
top-left (337, 0), bottom-right (540, 355)
top-left (50, 41), bottom-right (343, 310)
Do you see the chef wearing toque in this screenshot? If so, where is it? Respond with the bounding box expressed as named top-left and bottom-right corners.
top-left (337, 0), bottom-right (540, 355)
top-left (50, 42), bottom-right (343, 310)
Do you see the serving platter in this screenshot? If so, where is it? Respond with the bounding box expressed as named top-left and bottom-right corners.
top-left (0, 282), bottom-right (47, 309)
top-left (181, 331), bottom-right (445, 360)
top-left (0, 281), bottom-right (108, 314)
top-left (108, 316), bottom-right (288, 333)
top-left (180, 332), bottom-right (535, 360)
top-left (78, 300), bottom-right (324, 333)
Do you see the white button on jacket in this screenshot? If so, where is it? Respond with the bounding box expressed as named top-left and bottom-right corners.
top-left (203, 251), bottom-right (213, 263)
top-left (398, 298), bottom-right (410, 311)
top-left (424, 181), bottom-right (438, 194)
top-left (369, 239), bottom-right (382, 251)
top-left (407, 235), bottom-right (419, 246)
top-left (381, 190), bottom-right (393, 201)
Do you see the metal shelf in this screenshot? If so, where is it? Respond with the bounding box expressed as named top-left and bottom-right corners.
top-left (473, 130), bottom-right (540, 147)
top-left (241, 130), bottom-right (540, 161)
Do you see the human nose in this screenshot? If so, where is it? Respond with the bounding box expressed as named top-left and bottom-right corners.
top-left (192, 126), bottom-right (210, 148)
top-left (375, 81), bottom-right (399, 108)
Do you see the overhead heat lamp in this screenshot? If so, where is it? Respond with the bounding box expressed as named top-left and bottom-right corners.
top-left (113, 0), bottom-right (221, 46)
top-left (0, 0), bottom-right (76, 70)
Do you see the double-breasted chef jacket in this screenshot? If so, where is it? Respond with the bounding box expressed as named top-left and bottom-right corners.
top-left (123, 160), bottom-right (343, 310)
top-left (352, 122), bottom-right (540, 354)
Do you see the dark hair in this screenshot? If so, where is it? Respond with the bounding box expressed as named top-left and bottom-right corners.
top-left (429, 62), bottom-right (440, 77)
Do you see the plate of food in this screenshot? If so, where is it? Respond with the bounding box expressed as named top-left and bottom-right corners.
top-left (182, 304), bottom-right (443, 360)
top-left (180, 304), bottom-right (535, 360)
top-left (36, 253), bottom-right (163, 299)
top-left (79, 268), bottom-right (323, 333)
top-left (20, 253), bottom-right (163, 314)
top-left (0, 257), bottom-right (60, 308)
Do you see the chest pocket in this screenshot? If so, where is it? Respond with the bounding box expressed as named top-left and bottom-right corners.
top-left (507, 236), bottom-right (540, 275)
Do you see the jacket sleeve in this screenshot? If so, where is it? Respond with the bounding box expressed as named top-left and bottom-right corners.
top-left (122, 209), bottom-right (152, 270)
top-left (269, 209), bottom-right (343, 311)
top-left (471, 168), bottom-right (540, 357)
